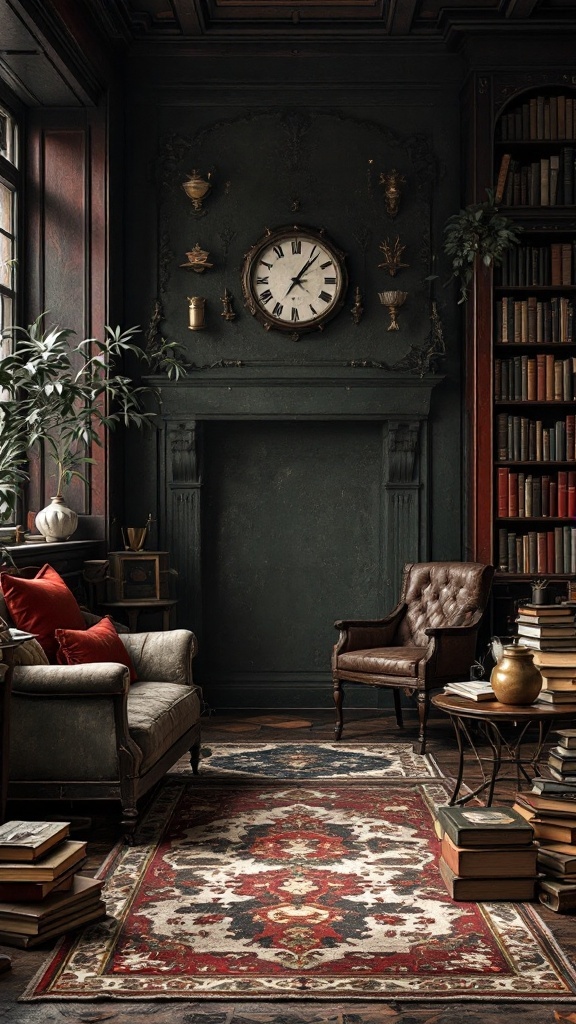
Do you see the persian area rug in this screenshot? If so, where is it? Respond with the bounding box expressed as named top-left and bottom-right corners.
top-left (179, 741), bottom-right (443, 780)
top-left (24, 779), bottom-right (576, 1002)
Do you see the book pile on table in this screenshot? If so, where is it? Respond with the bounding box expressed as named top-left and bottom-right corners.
top-left (442, 679), bottom-right (495, 702)
top-left (515, 603), bottom-right (576, 655)
top-left (435, 805), bottom-right (538, 901)
top-left (513, 732), bottom-right (576, 911)
top-left (531, 648), bottom-right (576, 705)
top-left (0, 820), bottom-right (106, 948)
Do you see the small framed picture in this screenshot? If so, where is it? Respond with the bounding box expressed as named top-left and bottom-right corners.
top-left (118, 555), bottom-right (160, 600)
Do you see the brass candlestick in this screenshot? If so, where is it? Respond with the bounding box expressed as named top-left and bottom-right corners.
top-left (378, 290), bottom-right (408, 331)
top-left (221, 288), bottom-right (237, 322)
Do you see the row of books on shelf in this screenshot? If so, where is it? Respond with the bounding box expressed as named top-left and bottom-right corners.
top-left (495, 355), bottom-right (576, 403)
top-left (498, 95), bottom-right (576, 143)
top-left (496, 296), bottom-right (574, 346)
top-left (495, 150), bottom-right (576, 208)
top-left (496, 412), bottom-right (574, 462)
top-left (0, 820), bottom-right (106, 948)
top-left (497, 468), bottom-right (576, 518)
top-left (498, 526), bottom-right (576, 576)
top-left (497, 242), bottom-right (576, 289)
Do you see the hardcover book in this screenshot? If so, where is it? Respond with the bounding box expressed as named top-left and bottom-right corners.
top-left (0, 821), bottom-right (70, 862)
top-left (0, 875), bottom-right (103, 935)
top-left (0, 841), bottom-right (86, 883)
top-left (439, 859), bottom-right (537, 902)
top-left (0, 902), bottom-right (106, 948)
top-left (538, 876), bottom-right (576, 913)
top-left (436, 806), bottom-right (534, 847)
top-left (441, 833), bottom-right (538, 879)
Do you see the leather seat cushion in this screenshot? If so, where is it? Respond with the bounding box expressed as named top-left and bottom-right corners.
top-left (127, 681), bottom-right (202, 773)
top-left (337, 646), bottom-right (427, 678)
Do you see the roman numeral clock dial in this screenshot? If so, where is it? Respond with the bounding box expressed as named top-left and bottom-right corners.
top-left (241, 225), bottom-right (348, 335)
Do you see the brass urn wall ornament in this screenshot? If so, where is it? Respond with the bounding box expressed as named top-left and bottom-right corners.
top-left (378, 290), bottom-right (408, 331)
top-left (379, 169), bottom-right (406, 218)
top-left (180, 243), bottom-right (213, 272)
top-left (350, 286), bottom-right (364, 325)
top-left (182, 170), bottom-right (212, 211)
top-left (221, 288), bottom-right (237, 322)
top-left (378, 236), bottom-right (409, 277)
top-left (187, 296), bottom-right (207, 331)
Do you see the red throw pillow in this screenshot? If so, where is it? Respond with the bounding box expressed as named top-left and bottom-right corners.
top-left (55, 615), bottom-right (137, 682)
top-left (1, 564), bottom-right (86, 660)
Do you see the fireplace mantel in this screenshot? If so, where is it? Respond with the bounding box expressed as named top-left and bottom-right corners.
top-left (149, 366), bottom-right (442, 420)
top-left (148, 366), bottom-right (444, 705)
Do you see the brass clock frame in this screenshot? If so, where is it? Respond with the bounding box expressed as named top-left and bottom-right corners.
top-left (241, 224), bottom-right (348, 335)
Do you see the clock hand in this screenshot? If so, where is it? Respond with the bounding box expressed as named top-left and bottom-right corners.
top-left (285, 252), bottom-right (320, 296)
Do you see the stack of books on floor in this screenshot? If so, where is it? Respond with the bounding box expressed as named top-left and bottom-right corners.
top-left (531, 649), bottom-right (576, 705)
top-left (435, 805), bottom-right (538, 901)
top-left (515, 602), bottom-right (576, 656)
top-left (513, 736), bottom-right (576, 911)
top-left (442, 679), bottom-right (495, 702)
top-left (0, 820), bottom-right (106, 947)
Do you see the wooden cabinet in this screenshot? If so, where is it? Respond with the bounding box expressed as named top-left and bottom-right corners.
top-left (465, 74), bottom-right (576, 635)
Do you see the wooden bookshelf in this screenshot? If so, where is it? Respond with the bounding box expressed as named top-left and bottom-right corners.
top-left (464, 75), bottom-right (576, 635)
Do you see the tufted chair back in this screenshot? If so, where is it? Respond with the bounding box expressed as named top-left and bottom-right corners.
top-left (395, 561), bottom-right (494, 648)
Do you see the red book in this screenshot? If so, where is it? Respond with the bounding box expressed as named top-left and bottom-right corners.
top-left (498, 467), bottom-right (510, 517)
top-left (558, 471), bottom-right (568, 518)
top-left (569, 471), bottom-right (576, 518)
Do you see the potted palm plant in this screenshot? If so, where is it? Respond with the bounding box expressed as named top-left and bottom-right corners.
top-left (0, 314), bottom-right (187, 537)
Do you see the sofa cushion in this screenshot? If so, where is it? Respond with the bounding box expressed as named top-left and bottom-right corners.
top-left (127, 681), bottom-right (202, 773)
top-left (55, 615), bottom-right (137, 683)
top-left (1, 565), bottom-right (86, 660)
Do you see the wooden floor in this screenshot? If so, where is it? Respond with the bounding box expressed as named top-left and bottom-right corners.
top-left (2, 706), bottom-right (576, 1024)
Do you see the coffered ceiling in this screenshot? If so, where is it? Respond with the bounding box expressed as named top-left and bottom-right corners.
top-left (100, 0), bottom-right (576, 38)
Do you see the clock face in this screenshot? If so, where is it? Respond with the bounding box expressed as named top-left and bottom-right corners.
top-left (242, 226), bottom-right (347, 333)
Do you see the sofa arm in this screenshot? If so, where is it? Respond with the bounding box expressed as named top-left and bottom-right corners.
top-left (12, 662), bottom-right (130, 696)
top-left (121, 629), bottom-right (198, 684)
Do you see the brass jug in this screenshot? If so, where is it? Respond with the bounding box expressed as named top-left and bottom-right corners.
top-left (490, 644), bottom-right (542, 705)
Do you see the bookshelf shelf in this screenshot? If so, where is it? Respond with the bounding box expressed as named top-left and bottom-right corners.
top-left (466, 75), bottom-right (576, 633)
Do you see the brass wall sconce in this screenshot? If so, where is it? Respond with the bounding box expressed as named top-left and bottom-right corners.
top-left (180, 243), bottom-right (213, 272)
top-left (379, 290), bottom-right (408, 331)
top-left (187, 296), bottom-right (207, 331)
top-left (220, 288), bottom-right (237, 322)
top-left (378, 236), bottom-right (409, 277)
top-left (379, 169), bottom-right (406, 218)
top-left (182, 170), bottom-right (212, 211)
top-left (350, 286), bottom-right (364, 325)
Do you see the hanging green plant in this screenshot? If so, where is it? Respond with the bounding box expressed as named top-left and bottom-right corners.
top-left (443, 188), bottom-right (521, 303)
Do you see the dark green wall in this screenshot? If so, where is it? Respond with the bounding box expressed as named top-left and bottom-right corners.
top-left (121, 51), bottom-right (466, 706)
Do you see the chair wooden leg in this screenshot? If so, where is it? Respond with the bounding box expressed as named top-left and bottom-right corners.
top-left (414, 691), bottom-right (429, 754)
top-left (392, 688), bottom-right (403, 728)
top-left (333, 675), bottom-right (343, 740)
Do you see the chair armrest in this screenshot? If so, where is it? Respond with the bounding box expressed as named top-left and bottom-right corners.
top-left (333, 604), bottom-right (406, 656)
top-left (121, 629), bottom-right (198, 684)
top-left (12, 662), bottom-right (130, 696)
top-left (422, 613), bottom-right (484, 679)
top-left (424, 611), bottom-right (483, 639)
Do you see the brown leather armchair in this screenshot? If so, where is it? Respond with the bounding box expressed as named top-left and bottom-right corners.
top-left (332, 561), bottom-right (494, 754)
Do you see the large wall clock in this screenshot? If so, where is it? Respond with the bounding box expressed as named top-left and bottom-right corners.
top-left (241, 225), bottom-right (348, 334)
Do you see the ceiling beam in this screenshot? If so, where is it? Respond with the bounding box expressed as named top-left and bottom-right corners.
top-left (500, 0), bottom-right (540, 16)
top-left (387, 0), bottom-right (418, 35)
top-left (171, 0), bottom-right (204, 35)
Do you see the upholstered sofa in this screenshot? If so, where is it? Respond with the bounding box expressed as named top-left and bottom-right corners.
top-left (0, 574), bottom-right (202, 838)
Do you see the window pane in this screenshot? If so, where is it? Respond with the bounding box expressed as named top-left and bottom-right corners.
top-left (0, 234), bottom-right (12, 287)
top-left (0, 182), bottom-right (12, 234)
top-left (0, 106), bottom-right (17, 167)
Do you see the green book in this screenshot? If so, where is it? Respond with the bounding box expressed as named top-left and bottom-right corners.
top-left (436, 805), bottom-right (535, 847)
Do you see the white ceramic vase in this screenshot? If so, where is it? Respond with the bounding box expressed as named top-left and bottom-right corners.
top-left (35, 495), bottom-right (78, 543)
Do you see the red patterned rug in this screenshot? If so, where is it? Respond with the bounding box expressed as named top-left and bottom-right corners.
top-left (24, 779), bottom-right (576, 1002)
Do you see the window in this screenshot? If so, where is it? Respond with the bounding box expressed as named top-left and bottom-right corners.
top-left (0, 101), bottom-right (19, 337)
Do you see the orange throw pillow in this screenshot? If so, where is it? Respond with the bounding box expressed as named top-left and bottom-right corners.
top-left (55, 615), bottom-right (137, 682)
top-left (1, 564), bottom-right (86, 660)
